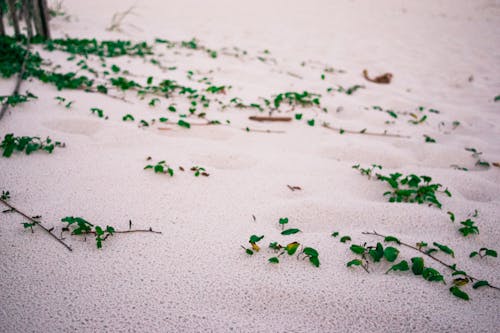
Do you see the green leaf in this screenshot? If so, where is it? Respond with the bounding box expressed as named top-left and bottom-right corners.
top-left (449, 286), bottom-right (469, 301)
top-left (384, 247), bottom-right (399, 262)
top-left (285, 242), bottom-right (300, 255)
top-left (368, 242), bottom-right (384, 262)
top-left (309, 255), bottom-right (320, 267)
top-left (177, 120), bottom-right (191, 128)
top-left (472, 280), bottom-right (490, 289)
top-left (279, 217), bottom-right (289, 225)
top-left (485, 249), bottom-right (497, 257)
top-left (447, 211), bottom-right (455, 222)
top-left (295, 113), bottom-right (303, 120)
top-left (347, 259), bottom-right (363, 267)
top-left (245, 248), bottom-right (253, 255)
top-left (95, 226), bottom-right (104, 235)
top-left (106, 226), bottom-right (115, 234)
top-left (384, 236), bottom-right (401, 244)
top-left (307, 119), bottom-right (315, 126)
top-left (433, 242), bottom-right (455, 258)
top-left (350, 245), bottom-right (365, 255)
top-left (268, 257), bottom-right (279, 264)
top-left (331, 232), bottom-right (339, 237)
top-left (386, 260), bottom-right (409, 274)
top-left (281, 228), bottom-right (300, 235)
top-left (249, 235), bottom-right (264, 243)
top-left (411, 257), bottom-right (424, 275)
top-left (422, 267), bottom-right (444, 282)
top-left (340, 236), bottom-right (351, 243)
top-left (303, 247), bottom-right (319, 257)
top-left (469, 251), bottom-right (479, 258)
top-left (96, 238), bottom-right (102, 249)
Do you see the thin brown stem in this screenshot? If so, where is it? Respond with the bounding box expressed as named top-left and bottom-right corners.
top-left (242, 128), bottom-right (285, 134)
top-left (362, 231), bottom-right (499, 291)
top-left (249, 116), bottom-right (292, 122)
top-left (323, 123), bottom-right (410, 139)
top-left (0, 199), bottom-right (73, 251)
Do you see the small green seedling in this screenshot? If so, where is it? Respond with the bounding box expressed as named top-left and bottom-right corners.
top-left (458, 219), bottom-right (479, 237)
top-left (22, 222), bottom-right (37, 233)
top-left (279, 217), bottom-right (288, 230)
top-left (144, 160), bottom-right (174, 176)
top-left (470, 248), bottom-right (497, 259)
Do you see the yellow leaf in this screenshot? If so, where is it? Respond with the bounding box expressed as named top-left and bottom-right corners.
top-left (251, 242), bottom-right (260, 252)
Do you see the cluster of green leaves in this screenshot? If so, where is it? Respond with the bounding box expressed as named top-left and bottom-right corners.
top-left (424, 135), bottom-right (436, 143)
top-left (267, 241), bottom-right (320, 267)
top-left (470, 248), bottom-right (497, 259)
top-left (352, 164), bottom-right (382, 179)
top-left (144, 160), bottom-right (174, 176)
top-left (0, 92), bottom-right (37, 107)
top-left (346, 237), bottom-right (477, 300)
top-left (271, 91), bottom-right (321, 109)
top-left (371, 106), bottom-right (399, 119)
top-left (44, 38), bottom-right (153, 57)
top-left (61, 216), bottom-right (115, 249)
top-left (1, 133), bottom-right (62, 157)
top-left (447, 212), bottom-right (480, 237)
top-left (55, 96), bottom-right (74, 108)
top-left (375, 172), bottom-right (451, 208)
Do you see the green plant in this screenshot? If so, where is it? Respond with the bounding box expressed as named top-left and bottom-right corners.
top-left (242, 235), bottom-right (264, 255)
top-left (494, 95), bottom-right (500, 102)
top-left (122, 114), bottom-right (135, 121)
top-left (458, 219), bottom-right (479, 237)
top-left (61, 216), bottom-right (115, 249)
top-left (0, 92), bottom-right (37, 107)
top-left (335, 85), bottom-right (364, 95)
top-left (374, 172), bottom-right (451, 208)
top-left (144, 160), bottom-right (174, 176)
top-left (1, 191), bottom-right (10, 200)
top-left (470, 248), bottom-right (497, 259)
top-left (1, 133), bottom-right (63, 157)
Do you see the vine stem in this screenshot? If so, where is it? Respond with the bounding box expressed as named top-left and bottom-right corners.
top-left (0, 198), bottom-right (73, 252)
top-left (322, 123), bottom-right (410, 139)
top-left (0, 41), bottom-right (30, 121)
top-left (242, 128), bottom-right (285, 134)
top-left (362, 231), bottom-right (500, 291)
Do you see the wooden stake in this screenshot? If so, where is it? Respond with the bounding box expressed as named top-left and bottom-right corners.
top-left (7, 0), bottom-right (21, 37)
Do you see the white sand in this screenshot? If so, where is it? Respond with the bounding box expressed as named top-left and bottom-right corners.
top-left (1, 0), bottom-right (499, 331)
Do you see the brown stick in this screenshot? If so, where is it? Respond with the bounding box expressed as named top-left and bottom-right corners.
top-left (0, 199), bottom-right (73, 251)
top-left (0, 3), bottom-right (6, 36)
top-left (38, 0), bottom-right (50, 39)
top-left (23, 0), bottom-right (34, 39)
top-left (362, 231), bottom-right (499, 291)
top-left (7, 0), bottom-right (21, 37)
top-left (243, 127), bottom-right (285, 134)
top-left (249, 116), bottom-right (292, 122)
top-left (322, 123), bottom-right (410, 139)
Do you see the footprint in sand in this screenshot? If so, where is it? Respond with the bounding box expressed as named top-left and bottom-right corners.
top-left (42, 118), bottom-right (102, 136)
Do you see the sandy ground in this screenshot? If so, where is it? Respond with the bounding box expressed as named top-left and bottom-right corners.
top-left (1, 0), bottom-right (500, 332)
